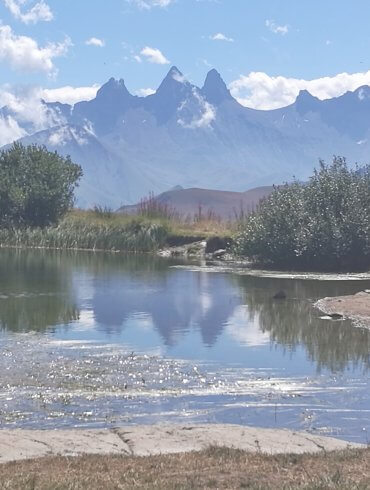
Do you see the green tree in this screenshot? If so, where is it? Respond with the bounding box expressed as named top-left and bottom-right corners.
top-left (0, 143), bottom-right (82, 228)
top-left (235, 157), bottom-right (370, 271)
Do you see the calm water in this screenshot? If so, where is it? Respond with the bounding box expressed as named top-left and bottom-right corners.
top-left (0, 249), bottom-right (369, 442)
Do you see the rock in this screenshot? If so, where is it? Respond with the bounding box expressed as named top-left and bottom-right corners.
top-left (273, 291), bottom-right (287, 300)
top-left (205, 236), bottom-right (232, 254)
top-left (212, 249), bottom-right (227, 259)
top-left (166, 235), bottom-right (206, 247)
top-left (158, 241), bottom-right (206, 258)
top-left (0, 425), bottom-right (364, 462)
top-left (328, 313), bottom-right (343, 320)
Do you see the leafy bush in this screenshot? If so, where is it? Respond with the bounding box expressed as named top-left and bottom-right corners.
top-left (0, 143), bottom-right (82, 228)
top-left (234, 157), bottom-right (370, 271)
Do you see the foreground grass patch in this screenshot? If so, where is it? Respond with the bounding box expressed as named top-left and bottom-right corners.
top-left (1, 447), bottom-right (369, 489)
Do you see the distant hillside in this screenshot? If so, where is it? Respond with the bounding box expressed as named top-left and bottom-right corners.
top-left (118, 186), bottom-right (273, 220)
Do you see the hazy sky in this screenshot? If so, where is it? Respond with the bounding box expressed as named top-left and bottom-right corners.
top-left (1, 0), bottom-right (370, 109)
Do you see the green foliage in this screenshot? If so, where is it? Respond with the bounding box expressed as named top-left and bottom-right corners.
top-left (235, 157), bottom-right (370, 271)
top-left (0, 143), bottom-right (82, 228)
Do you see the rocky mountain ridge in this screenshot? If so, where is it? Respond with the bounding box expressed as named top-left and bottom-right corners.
top-left (1, 66), bottom-right (370, 207)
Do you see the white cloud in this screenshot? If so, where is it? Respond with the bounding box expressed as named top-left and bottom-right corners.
top-left (129, 0), bottom-right (173, 9)
top-left (0, 24), bottom-right (71, 75)
top-left (226, 306), bottom-right (270, 347)
top-left (3, 0), bottom-right (53, 24)
top-left (135, 87), bottom-right (156, 97)
top-left (0, 83), bottom-right (100, 147)
top-left (48, 126), bottom-right (89, 147)
top-left (172, 70), bottom-right (187, 84)
top-left (41, 85), bottom-right (100, 105)
top-left (229, 70), bottom-right (370, 110)
top-left (0, 114), bottom-right (27, 146)
top-left (140, 46), bottom-right (170, 64)
top-left (85, 37), bottom-right (105, 48)
top-left (178, 88), bottom-right (216, 129)
top-left (0, 85), bottom-right (66, 145)
top-left (48, 125), bottom-right (69, 146)
top-left (265, 19), bottom-right (289, 35)
top-left (210, 33), bottom-right (234, 42)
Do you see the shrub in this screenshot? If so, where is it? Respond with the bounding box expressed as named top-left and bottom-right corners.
top-left (234, 157), bottom-right (370, 271)
top-left (0, 143), bottom-right (82, 228)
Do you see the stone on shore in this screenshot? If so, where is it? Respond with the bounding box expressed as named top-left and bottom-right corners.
top-left (0, 425), bottom-right (364, 463)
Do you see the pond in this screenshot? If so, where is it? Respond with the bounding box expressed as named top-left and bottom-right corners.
top-left (0, 249), bottom-right (369, 443)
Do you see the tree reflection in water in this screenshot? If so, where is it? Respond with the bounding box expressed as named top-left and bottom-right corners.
top-left (233, 275), bottom-right (370, 373)
top-left (0, 250), bottom-right (79, 332)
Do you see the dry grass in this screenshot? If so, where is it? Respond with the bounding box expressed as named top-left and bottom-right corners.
top-left (0, 447), bottom-right (369, 489)
top-left (0, 208), bottom-right (235, 254)
top-left (69, 209), bottom-right (235, 236)
top-left (64, 209), bottom-right (235, 241)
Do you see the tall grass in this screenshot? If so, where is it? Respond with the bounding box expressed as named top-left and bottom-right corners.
top-left (0, 201), bottom-right (238, 253)
top-left (0, 214), bottom-right (169, 253)
top-left (138, 192), bottom-right (180, 220)
top-left (131, 193), bottom-right (238, 238)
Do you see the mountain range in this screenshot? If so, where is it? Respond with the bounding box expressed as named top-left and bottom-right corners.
top-left (1, 66), bottom-right (370, 208)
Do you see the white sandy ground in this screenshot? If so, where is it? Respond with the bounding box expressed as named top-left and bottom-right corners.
top-left (0, 425), bottom-right (365, 463)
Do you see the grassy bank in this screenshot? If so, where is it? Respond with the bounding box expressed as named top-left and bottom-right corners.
top-left (0, 211), bottom-right (168, 253)
top-left (1, 447), bottom-right (369, 489)
top-left (0, 209), bottom-right (235, 253)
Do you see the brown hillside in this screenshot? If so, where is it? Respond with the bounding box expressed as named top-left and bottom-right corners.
top-left (119, 186), bottom-right (273, 220)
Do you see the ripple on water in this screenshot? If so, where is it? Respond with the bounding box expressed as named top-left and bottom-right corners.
top-left (171, 265), bottom-right (370, 281)
top-left (0, 334), bottom-right (369, 444)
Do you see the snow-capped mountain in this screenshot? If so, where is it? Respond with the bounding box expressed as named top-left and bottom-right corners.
top-left (1, 66), bottom-right (370, 208)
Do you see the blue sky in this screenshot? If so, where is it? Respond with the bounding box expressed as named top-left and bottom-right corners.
top-left (1, 0), bottom-right (370, 109)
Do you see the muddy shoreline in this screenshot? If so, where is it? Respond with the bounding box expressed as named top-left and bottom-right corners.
top-left (315, 290), bottom-right (370, 327)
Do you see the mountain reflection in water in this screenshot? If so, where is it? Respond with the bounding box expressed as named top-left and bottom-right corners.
top-left (0, 249), bottom-right (369, 373)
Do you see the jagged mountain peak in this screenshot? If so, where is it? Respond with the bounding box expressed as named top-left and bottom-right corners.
top-left (294, 89), bottom-right (320, 114)
top-left (354, 85), bottom-right (370, 100)
top-left (295, 89), bottom-right (318, 102)
top-left (72, 77), bottom-right (136, 135)
top-left (4, 68), bottom-right (370, 208)
top-left (96, 77), bottom-right (132, 99)
top-left (145, 66), bottom-right (195, 124)
top-left (157, 66), bottom-right (189, 92)
top-left (202, 68), bottom-right (233, 104)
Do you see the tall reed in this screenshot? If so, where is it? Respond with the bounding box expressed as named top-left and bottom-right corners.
top-left (0, 219), bottom-right (168, 253)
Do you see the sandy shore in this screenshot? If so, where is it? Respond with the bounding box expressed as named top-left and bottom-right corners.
top-left (0, 425), bottom-right (364, 463)
top-left (315, 290), bottom-right (370, 327)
